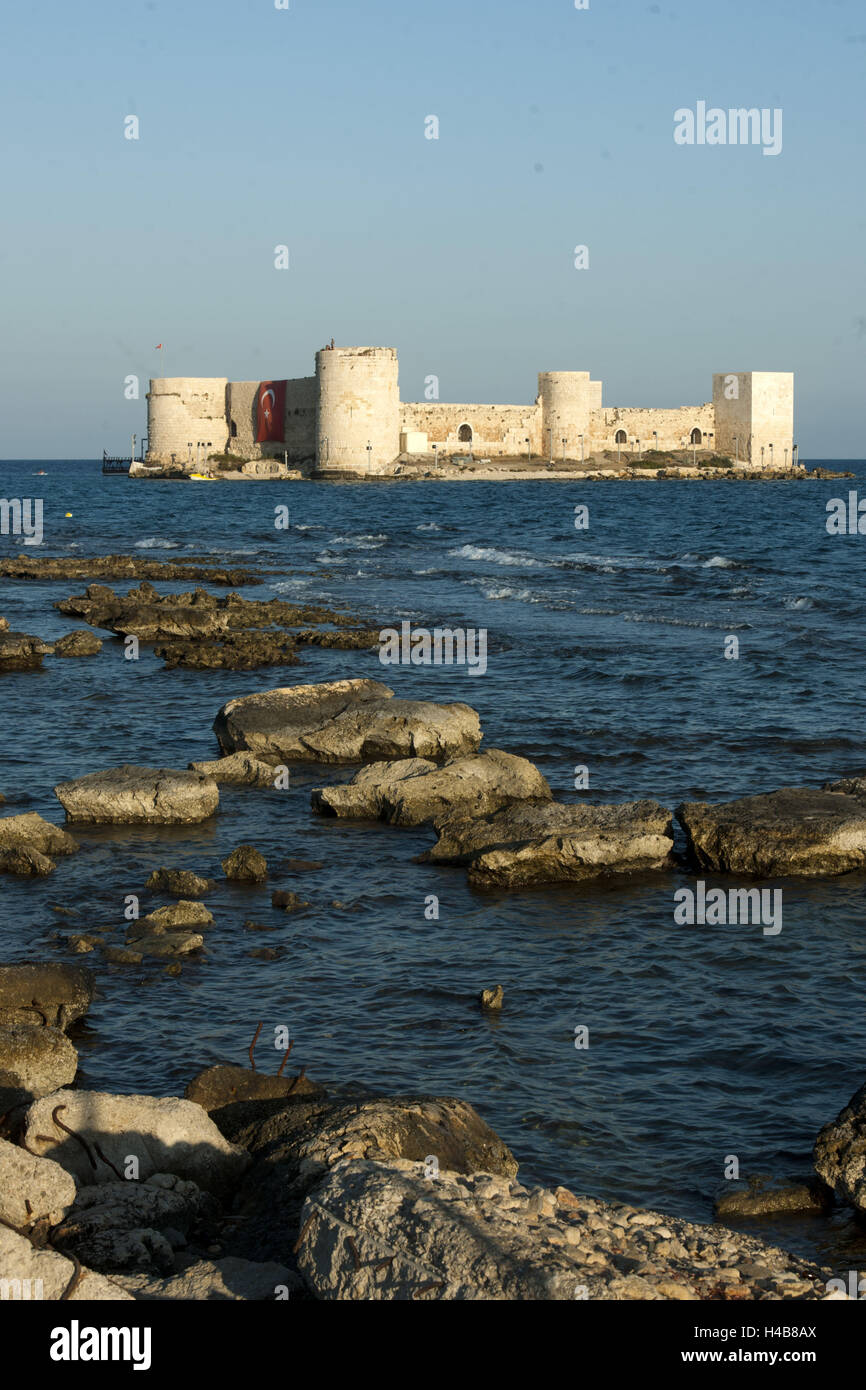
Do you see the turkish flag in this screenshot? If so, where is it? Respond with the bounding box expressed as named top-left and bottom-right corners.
top-left (255, 380), bottom-right (287, 443)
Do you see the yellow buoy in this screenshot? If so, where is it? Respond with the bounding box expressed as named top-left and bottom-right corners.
top-left (65, 512), bottom-right (72, 517)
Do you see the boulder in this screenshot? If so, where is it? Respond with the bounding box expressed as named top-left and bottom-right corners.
top-left (53, 630), bottom-right (103, 657)
top-left (479, 985), bottom-right (504, 1011)
top-left (54, 765), bottom-right (219, 824)
top-left (0, 630), bottom-right (52, 671)
top-left (111, 1257), bottom-right (301, 1301)
top-left (124, 926), bottom-right (204, 959)
top-left (24, 1090), bottom-right (251, 1198)
top-left (222, 845), bottom-right (267, 882)
top-left (217, 1093), bottom-right (516, 1268)
top-left (139, 901), bottom-right (213, 930)
top-left (145, 868), bottom-right (211, 897)
top-left (0, 1135), bottom-right (78, 1227)
top-left (814, 1081), bottom-right (866, 1212)
top-left (678, 787), bottom-right (866, 876)
top-left (312, 749), bottom-right (551, 827)
top-left (295, 1161), bottom-right (835, 1301)
top-left (185, 1064), bottom-right (320, 1112)
top-left (213, 678), bottom-right (481, 764)
top-left (0, 812), bottom-right (78, 856)
top-left (157, 632), bottom-right (300, 670)
top-left (0, 1225), bottom-right (133, 1300)
top-left (189, 754), bottom-right (278, 787)
top-left (271, 890), bottom-right (309, 912)
top-left (0, 962), bottom-right (93, 1029)
top-left (0, 1024), bottom-right (78, 1107)
top-left (50, 1173), bottom-right (219, 1275)
top-left (715, 1176), bottom-right (833, 1219)
top-left (427, 799), bottom-right (674, 887)
top-left (0, 846), bottom-right (55, 876)
top-left (824, 772), bottom-right (866, 796)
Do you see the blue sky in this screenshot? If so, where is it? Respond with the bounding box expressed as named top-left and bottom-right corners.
top-left (1, 0), bottom-right (864, 457)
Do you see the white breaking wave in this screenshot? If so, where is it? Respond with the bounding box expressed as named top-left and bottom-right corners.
top-left (134, 537), bottom-right (181, 549)
top-left (448, 543), bottom-right (546, 567)
top-left (702, 556), bottom-right (738, 568)
top-left (416, 522), bottom-right (441, 531)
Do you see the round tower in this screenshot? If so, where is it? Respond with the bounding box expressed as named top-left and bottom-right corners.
top-left (538, 372), bottom-right (601, 459)
top-left (315, 347), bottom-right (400, 474)
top-left (146, 377), bottom-right (228, 465)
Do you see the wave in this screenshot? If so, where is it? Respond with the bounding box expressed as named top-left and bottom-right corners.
top-left (134, 537), bottom-right (181, 549)
top-left (702, 556), bottom-right (739, 569)
top-left (783, 596), bottom-right (814, 610)
top-left (448, 544), bottom-right (546, 567)
top-left (416, 522), bottom-right (441, 532)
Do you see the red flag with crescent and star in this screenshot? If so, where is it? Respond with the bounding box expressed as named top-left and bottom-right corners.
top-left (255, 380), bottom-right (287, 443)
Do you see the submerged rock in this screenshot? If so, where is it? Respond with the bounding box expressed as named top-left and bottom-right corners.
top-left (157, 632), bottom-right (300, 670)
top-left (145, 868), bottom-right (211, 897)
top-left (311, 749), bottom-right (551, 826)
top-left (222, 845), bottom-right (267, 882)
top-left (0, 962), bottom-right (93, 1029)
top-left (678, 787), bottom-right (866, 875)
top-left (213, 678), bottom-right (481, 764)
top-left (53, 629), bottom-right (103, 657)
top-left (55, 765), bottom-right (219, 824)
top-left (427, 799), bottom-right (674, 887)
top-left (125, 926), bottom-right (204, 959)
top-left (715, 1176), bottom-right (833, 1219)
top-left (295, 1161), bottom-right (836, 1301)
top-left (814, 1081), bottom-right (866, 1212)
top-left (0, 812), bottom-right (79, 857)
top-left (479, 985), bottom-right (504, 1011)
top-left (271, 890), bottom-right (309, 912)
top-left (0, 846), bottom-right (56, 876)
top-left (139, 901), bottom-right (213, 930)
top-left (24, 1090), bottom-right (251, 1198)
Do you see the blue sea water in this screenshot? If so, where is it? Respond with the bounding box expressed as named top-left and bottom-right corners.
top-left (1, 459), bottom-right (865, 1270)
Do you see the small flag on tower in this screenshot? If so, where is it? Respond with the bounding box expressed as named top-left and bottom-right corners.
top-left (155, 343), bottom-right (163, 350)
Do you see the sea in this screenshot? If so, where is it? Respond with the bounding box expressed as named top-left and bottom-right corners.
top-left (1, 458), bottom-right (864, 1272)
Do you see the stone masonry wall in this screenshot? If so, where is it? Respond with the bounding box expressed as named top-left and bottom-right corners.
top-left (399, 402), bottom-right (543, 457)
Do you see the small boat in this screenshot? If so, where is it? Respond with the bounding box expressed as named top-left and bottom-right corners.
top-left (188, 472), bottom-right (218, 482)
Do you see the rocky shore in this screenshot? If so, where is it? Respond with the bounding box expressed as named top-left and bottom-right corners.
top-left (0, 960), bottom-right (859, 1301)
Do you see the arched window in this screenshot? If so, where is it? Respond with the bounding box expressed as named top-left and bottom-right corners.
top-left (457, 423), bottom-right (473, 444)
top-left (615, 429), bottom-right (627, 445)
top-left (690, 428), bottom-right (702, 445)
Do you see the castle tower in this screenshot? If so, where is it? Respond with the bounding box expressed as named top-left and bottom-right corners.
top-left (712, 372), bottom-right (794, 466)
top-left (146, 378), bottom-right (228, 466)
top-left (538, 372), bottom-right (603, 459)
top-left (315, 347), bottom-right (400, 474)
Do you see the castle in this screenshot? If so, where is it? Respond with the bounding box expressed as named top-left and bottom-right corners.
top-left (143, 348), bottom-right (794, 475)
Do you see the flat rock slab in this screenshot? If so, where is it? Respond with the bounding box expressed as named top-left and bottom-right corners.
top-left (214, 678), bottom-right (481, 764)
top-left (0, 812), bottom-right (79, 856)
top-left (189, 753), bottom-right (278, 787)
top-left (0, 962), bottom-right (93, 1029)
top-left (678, 787), bottom-right (866, 875)
top-left (54, 765), bottom-right (219, 824)
top-left (0, 1225), bottom-right (133, 1301)
top-left (0, 1135), bottom-right (78, 1227)
top-left (814, 1081), bottom-right (866, 1213)
top-left (296, 1161), bottom-right (838, 1301)
top-left (312, 749), bottom-right (551, 827)
top-left (24, 1090), bottom-right (250, 1198)
top-left (427, 799), bottom-right (674, 887)
top-left (54, 630), bottom-right (103, 657)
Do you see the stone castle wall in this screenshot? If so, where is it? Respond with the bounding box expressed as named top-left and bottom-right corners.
top-left (227, 378), bottom-right (316, 462)
top-left (590, 403), bottom-right (716, 453)
top-left (399, 401), bottom-right (543, 457)
top-left (713, 372), bottom-right (794, 464)
top-left (146, 378), bottom-right (228, 465)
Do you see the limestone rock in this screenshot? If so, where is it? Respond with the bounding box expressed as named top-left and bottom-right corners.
top-left (24, 1090), bottom-right (250, 1198)
top-left (0, 846), bottom-right (55, 875)
top-left (0, 630), bottom-right (52, 670)
top-left (53, 629), bottom-right (103, 657)
top-left (145, 868), bottom-right (211, 897)
top-left (185, 1064), bottom-right (320, 1112)
top-left (0, 1135), bottom-right (78, 1228)
top-left (427, 799), bottom-right (674, 887)
top-left (213, 678), bottom-right (481, 763)
top-left (0, 962), bottom-right (93, 1029)
top-left (139, 901), bottom-right (213, 930)
top-left (678, 787), bottom-right (866, 876)
top-left (295, 1161), bottom-right (836, 1301)
top-left (125, 926), bottom-right (204, 959)
top-left (189, 753), bottom-right (278, 787)
top-left (51, 1173), bottom-right (219, 1275)
top-left (0, 812), bottom-right (79, 856)
top-left (0, 1225), bottom-right (134, 1300)
top-left (479, 985), bottom-right (504, 1011)
top-left (55, 765), bottom-right (219, 824)
top-left (271, 890), bottom-right (309, 912)
top-left (222, 845), bottom-right (267, 882)
top-left (0, 1024), bottom-right (78, 1107)
top-left (715, 1176), bottom-right (832, 1219)
top-left (824, 772), bottom-right (866, 796)
top-left (814, 1081), bottom-right (866, 1212)
top-left (112, 1256), bottom-right (301, 1301)
top-left (312, 749), bottom-right (551, 826)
